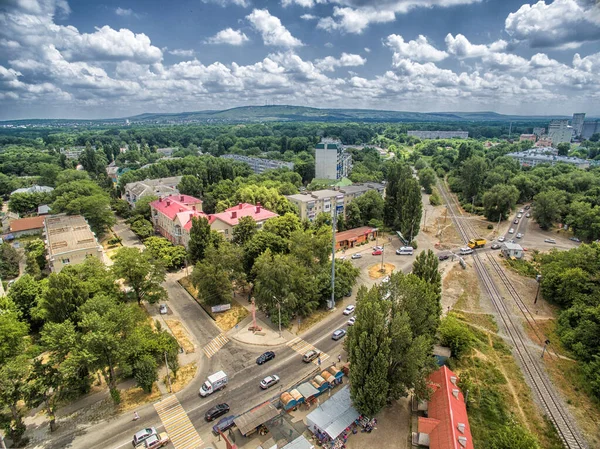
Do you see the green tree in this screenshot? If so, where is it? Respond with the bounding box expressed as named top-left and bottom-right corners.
top-left (489, 422), bottom-right (540, 449)
top-left (351, 190), bottom-right (384, 225)
top-left (482, 184), bottom-right (520, 221)
top-left (556, 142), bottom-right (570, 156)
top-left (144, 237), bottom-right (187, 271)
top-left (0, 304), bottom-right (29, 365)
top-left (178, 175), bottom-right (203, 198)
top-left (345, 201), bottom-right (363, 229)
top-left (133, 355), bottom-right (158, 393)
top-left (262, 213), bottom-right (302, 239)
top-left (566, 201), bottom-right (600, 241)
top-left (533, 188), bottom-right (567, 229)
top-left (232, 216), bottom-right (258, 246)
top-left (460, 156), bottom-right (487, 203)
top-left (25, 238), bottom-right (47, 272)
top-left (112, 247), bottom-right (166, 305)
top-left (131, 195), bottom-right (158, 221)
top-left (8, 192), bottom-right (53, 215)
top-left (438, 314), bottom-right (474, 358)
top-left (429, 189), bottom-right (442, 206)
top-left (511, 174), bottom-right (537, 203)
top-left (0, 356), bottom-right (30, 445)
top-left (25, 359), bottom-right (62, 432)
top-left (55, 169), bottom-right (90, 186)
top-left (0, 243), bottom-right (20, 279)
top-left (129, 218), bottom-right (155, 239)
top-left (188, 217), bottom-right (212, 264)
top-left (7, 274), bottom-right (43, 326)
top-left (412, 249), bottom-right (441, 298)
top-left (348, 287), bottom-right (391, 417)
top-left (418, 167), bottom-right (436, 194)
top-left (35, 270), bottom-right (89, 323)
top-left (396, 178), bottom-right (423, 240)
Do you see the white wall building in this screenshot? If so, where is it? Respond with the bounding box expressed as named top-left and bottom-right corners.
top-left (315, 140), bottom-right (352, 180)
top-left (548, 119), bottom-right (573, 145)
top-left (572, 113), bottom-right (586, 139)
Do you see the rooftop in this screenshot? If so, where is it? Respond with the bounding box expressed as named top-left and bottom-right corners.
top-left (306, 385), bottom-right (359, 440)
top-left (45, 215), bottom-right (101, 257)
top-left (150, 194), bottom-right (205, 221)
top-left (210, 202), bottom-right (278, 227)
top-left (10, 185), bottom-right (54, 196)
top-left (502, 242), bottom-right (523, 251)
top-left (335, 226), bottom-right (377, 243)
top-left (9, 216), bottom-right (46, 232)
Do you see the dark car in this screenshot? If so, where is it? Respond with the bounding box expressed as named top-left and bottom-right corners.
top-left (332, 329), bottom-right (347, 341)
top-left (205, 403), bottom-right (230, 422)
top-left (256, 351), bottom-right (275, 365)
top-left (212, 415), bottom-right (236, 435)
top-left (438, 253), bottom-right (449, 261)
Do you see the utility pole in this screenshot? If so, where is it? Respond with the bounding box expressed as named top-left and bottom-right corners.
top-left (534, 274), bottom-right (542, 304)
top-left (423, 209), bottom-right (427, 232)
top-left (330, 211), bottom-right (337, 310)
top-left (274, 296), bottom-right (282, 337)
top-left (381, 244), bottom-right (385, 272)
top-left (164, 352), bottom-right (172, 393)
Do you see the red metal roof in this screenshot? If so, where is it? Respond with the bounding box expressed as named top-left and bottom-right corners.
top-left (149, 195), bottom-right (204, 221)
top-left (335, 226), bottom-right (376, 243)
top-left (211, 203), bottom-right (278, 226)
top-left (419, 366), bottom-right (474, 449)
top-left (9, 216), bottom-right (46, 232)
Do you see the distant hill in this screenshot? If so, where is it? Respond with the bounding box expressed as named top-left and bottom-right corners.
top-left (1, 105), bottom-right (574, 126)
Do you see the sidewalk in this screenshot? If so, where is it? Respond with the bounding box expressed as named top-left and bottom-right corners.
top-left (226, 314), bottom-right (291, 347)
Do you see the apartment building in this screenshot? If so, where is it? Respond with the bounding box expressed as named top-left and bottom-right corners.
top-left (44, 214), bottom-right (104, 273)
top-left (582, 121), bottom-right (600, 140)
top-left (532, 127), bottom-right (546, 137)
top-left (123, 176), bottom-right (183, 206)
top-left (572, 113), bottom-right (586, 139)
top-left (221, 154), bottom-right (294, 174)
top-left (407, 130), bottom-right (469, 139)
top-left (519, 134), bottom-right (536, 142)
top-left (315, 140), bottom-right (352, 180)
top-left (506, 148), bottom-right (589, 169)
top-left (548, 119), bottom-right (573, 145)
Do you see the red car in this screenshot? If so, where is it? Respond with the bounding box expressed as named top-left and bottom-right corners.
top-left (372, 249), bottom-right (382, 255)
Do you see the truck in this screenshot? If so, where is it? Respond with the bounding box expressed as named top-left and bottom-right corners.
top-left (467, 238), bottom-right (486, 249)
top-left (135, 432), bottom-right (169, 449)
top-left (200, 371), bottom-right (228, 397)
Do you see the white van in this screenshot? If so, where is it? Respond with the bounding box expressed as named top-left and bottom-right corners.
top-left (459, 247), bottom-right (474, 255)
top-left (396, 246), bottom-right (414, 255)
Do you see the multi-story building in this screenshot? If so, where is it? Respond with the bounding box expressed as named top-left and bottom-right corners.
top-left (519, 134), bottom-right (536, 142)
top-left (286, 183), bottom-right (385, 221)
top-left (407, 130), bottom-right (469, 139)
top-left (506, 148), bottom-right (589, 169)
top-left (221, 154), bottom-right (294, 174)
top-left (548, 119), bottom-right (573, 145)
top-left (582, 121), bottom-right (600, 140)
top-left (106, 162), bottom-right (130, 189)
top-left (533, 127), bottom-right (546, 137)
top-left (123, 176), bottom-right (183, 206)
top-left (572, 113), bottom-right (586, 139)
top-left (149, 195), bottom-right (278, 247)
top-left (315, 140), bottom-right (352, 180)
top-left (44, 214), bottom-right (104, 273)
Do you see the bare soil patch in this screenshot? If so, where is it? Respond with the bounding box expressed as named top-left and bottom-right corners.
top-left (441, 263), bottom-right (481, 313)
top-left (164, 319), bottom-right (195, 354)
top-left (164, 363), bottom-right (197, 394)
top-left (118, 384), bottom-right (161, 413)
top-left (367, 262), bottom-right (395, 279)
top-left (214, 301), bottom-right (249, 331)
top-left (345, 398), bottom-right (410, 449)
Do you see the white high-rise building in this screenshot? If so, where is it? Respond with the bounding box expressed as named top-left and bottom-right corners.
top-left (315, 139), bottom-right (352, 180)
top-left (572, 113), bottom-right (586, 139)
top-left (548, 120), bottom-right (573, 145)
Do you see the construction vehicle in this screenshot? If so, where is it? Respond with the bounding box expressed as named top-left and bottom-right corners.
top-left (467, 238), bottom-right (486, 249)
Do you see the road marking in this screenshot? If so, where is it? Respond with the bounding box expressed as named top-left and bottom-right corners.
top-left (287, 337), bottom-right (330, 365)
top-left (154, 395), bottom-right (203, 449)
top-left (203, 333), bottom-right (229, 358)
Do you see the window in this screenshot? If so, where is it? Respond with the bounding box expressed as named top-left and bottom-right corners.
top-left (224, 229), bottom-right (229, 235)
top-left (62, 258), bottom-right (70, 265)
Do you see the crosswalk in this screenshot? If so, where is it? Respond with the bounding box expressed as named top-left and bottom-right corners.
top-left (203, 333), bottom-right (229, 358)
top-left (287, 337), bottom-right (330, 365)
top-left (154, 395), bottom-right (203, 449)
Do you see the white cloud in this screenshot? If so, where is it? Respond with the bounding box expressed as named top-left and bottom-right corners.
top-left (324, 42), bottom-right (334, 48)
top-left (505, 0), bottom-right (600, 49)
top-left (246, 9), bottom-right (303, 47)
top-left (281, 0), bottom-right (327, 7)
top-left (385, 34), bottom-right (448, 62)
top-left (115, 7), bottom-right (133, 16)
top-left (201, 0), bottom-right (250, 7)
top-left (573, 51), bottom-right (600, 72)
top-left (364, 47), bottom-right (371, 53)
top-left (206, 28), bottom-right (249, 45)
top-left (445, 33), bottom-right (507, 58)
top-left (168, 49), bottom-right (195, 57)
top-left (300, 14), bottom-right (317, 20)
top-left (315, 53), bottom-right (367, 71)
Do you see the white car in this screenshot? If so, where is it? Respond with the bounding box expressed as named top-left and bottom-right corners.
top-left (159, 304), bottom-right (168, 315)
top-left (260, 375), bottom-right (280, 390)
top-left (519, 209), bottom-right (524, 214)
top-left (459, 247), bottom-right (474, 255)
top-left (526, 213), bottom-right (531, 218)
top-left (351, 253), bottom-right (362, 259)
top-left (508, 228), bottom-right (515, 234)
top-left (516, 233), bottom-right (523, 239)
top-left (343, 305), bottom-right (355, 315)
top-left (544, 238), bottom-right (556, 244)
top-left (373, 246), bottom-right (384, 251)
top-left (498, 236), bottom-right (506, 242)
top-left (517, 213), bottom-right (523, 219)
top-left (347, 316), bottom-right (356, 326)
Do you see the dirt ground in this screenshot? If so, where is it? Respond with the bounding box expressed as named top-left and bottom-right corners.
top-left (367, 262), bottom-right (396, 279)
top-left (164, 319), bottom-right (195, 353)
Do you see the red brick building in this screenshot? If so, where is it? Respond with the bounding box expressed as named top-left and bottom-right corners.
top-left (335, 226), bottom-right (377, 250)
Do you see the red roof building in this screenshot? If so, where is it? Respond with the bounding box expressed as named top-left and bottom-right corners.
top-left (8, 216), bottom-right (46, 237)
top-left (416, 366), bottom-right (474, 449)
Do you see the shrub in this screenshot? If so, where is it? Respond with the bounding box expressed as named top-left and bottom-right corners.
top-left (410, 240), bottom-right (418, 249)
top-left (430, 190), bottom-right (442, 206)
top-left (108, 236), bottom-right (122, 245)
top-left (439, 314), bottom-right (475, 359)
top-left (133, 355), bottom-right (158, 393)
top-left (487, 224), bottom-right (494, 229)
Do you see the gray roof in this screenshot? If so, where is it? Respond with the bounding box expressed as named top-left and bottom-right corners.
top-left (306, 386), bottom-right (359, 440)
top-left (502, 242), bottom-right (523, 251)
top-left (309, 189), bottom-right (340, 200)
top-left (287, 193), bottom-right (315, 203)
top-left (125, 176), bottom-right (182, 198)
top-left (10, 185), bottom-right (54, 196)
top-left (506, 149), bottom-right (587, 165)
top-left (281, 436), bottom-right (314, 449)
top-left (234, 403), bottom-right (279, 436)
top-left (38, 205), bottom-right (51, 214)
top-left (296, 382), bottom-right (320, 399)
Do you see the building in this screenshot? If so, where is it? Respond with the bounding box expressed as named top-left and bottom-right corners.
top-left (519, 134), bottom-right (536, 142)
top-left (413, 366), bottom-right (474, 449)
top-left (335, 226), bottom-right (378, 250)
top-left (106, 162), bottom-right (131, 189)
top-left (60, 146), bottom-right (88, 159)
top-left (532, 127), bottom-right (546, 137)
top-left (548, 119), bottom-right (573, 145)
top-left (123, 176), bottom-right (183, 206)
top-left (506, 148), bottom-right (588, 169)
top-left (44, 214), bottom-right (104, 273)
top-left (534, 138), bottom-right (553, 147)
top-left (306, 386), bottom-right (360, 442)
top-left (286, 183), bottom-right (385, 222)
top-left (407, 131), bottom-right (469, 139)
top-left (8, 216), bottom-right (46, 238)
top-left (501, 242), bottom-right (524, 259)
top-left (10, 185), bottom-right (54, 196)
top-left (156, 147), bottom-right (176, 157)
top-left (582, 121), bottom-right (600, 140)
top-left (149, 195), bottom-right (278, 247)
top-left (221, 154), bottom-right (294, 174)
top-left (315, 140), bottom-right (352, 180)
top-left (37, 205), bottom-right (51, 215)
top-left (572, 113), bottom-right (586, 139)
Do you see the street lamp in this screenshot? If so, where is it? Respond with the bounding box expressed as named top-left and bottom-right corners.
top-left (381, 244), bottom-right (385, 272)
top-left (273, 296), bottom-right (282, 337)
top-left (534, 274), bottom-right (542, 304)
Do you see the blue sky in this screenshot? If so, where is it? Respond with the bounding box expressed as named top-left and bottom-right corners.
top-left (1, 0), bottom-right (600, 119)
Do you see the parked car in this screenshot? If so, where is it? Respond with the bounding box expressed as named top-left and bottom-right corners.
top-left (256, 351), bottom-right (275, 365)
top-left (396, 246), bottom-right (414, 255)
top-left (526, 213), bottom-right (531, 218)
top-left (260, 375), bottom-right (280, 390)
top-left (544, 238), bottom-right (556, 244)
top-left (343, 305), bottom-right (355, 315)
top-left (338, 256), bottom-right (347, 261)
top-left (519, 209), bottom-right (524, 214)
top-left (525, 205), bottom-right (531, 210)
top-left (513, 219), bottom-right (519, 224)
top-left (570, 237), bottom-right (581, 242)
top-left (132, 428), bottom-right (157, 447)
top-left (205, 403), bottom-right (230, 422)
top-left (332, 329), bottom-right (347, 341)
top-left (459, 247), bottom-right (474, 255)
top-left (438, 253), bottom-right (450, 261)
top-left (212, 416), bottom-right (236, 435)
top-left (159, 304), bottom-right (167, 315)
top-left (373, 246), bottom-right (383, 251)
top-left (135, 432), bottom-right (169, 449)
top-left (491, 243), bottom-right (501, 249)
top-left (498, 236), bottom-right (505, 242)
top-left (302, 349), bottom-right (321, 363)
top-left (508, 228), bottom-right (515, 234)
top-left (347, 317), bottom-right (356, 326)
top-left (516, 233), bottom-right (523, 239)
top-left (351, 253), bottom-right (362, 259)
top-left (517, 213), bottom-right (523, 219)
top-left (372, 249), bottom-right (382, 256)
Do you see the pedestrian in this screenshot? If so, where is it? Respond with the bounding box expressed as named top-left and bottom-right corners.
top-left (338, 354), bottom-right (342, 363)
top-left (133, 411), bottom-right (140, 421)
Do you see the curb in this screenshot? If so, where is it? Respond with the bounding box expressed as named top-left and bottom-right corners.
top-left (228, 334), bottom-right (288, 348)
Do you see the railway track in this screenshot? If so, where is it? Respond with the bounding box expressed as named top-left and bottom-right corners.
top-left (436, 180), bottom-right (588, 449)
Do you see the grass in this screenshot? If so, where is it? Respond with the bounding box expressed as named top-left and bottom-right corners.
top-left (297, 309), bottom-right (330, 334)
top-left (118, 384), bottom-right (161, 413)
top-left (164, 319), bottom-right (195, 354)
top-left (503, 258), bottom-right (538, 278)
top-left (164, 363), bottom-right (197, 394)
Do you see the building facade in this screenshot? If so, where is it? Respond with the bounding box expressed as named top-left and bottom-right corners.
top-left (572, 113), bottom-right (586, 139)
top-left (8, 216), bottom-right (46, 238)
top-left (506, 148), bottom-right (589, 169)
top-left (519, 134), bottom-right (536, 142)
top-left (532, 127), bottom-right (546, 137)
top-left (407, 130), bottom-right (469, 139)
top-left (315, 140), bottom-right (352, 180)
top-left (582, 121), bottom-right (600, 140)
top-left (123, 176), bottom-right (183, 206)
top-left (221, 154), bottom-right (294, 174)
top-left (548, 119), bottom-right (573, 145)
top-left (44, 214), bottom-right (104, 273)
top-left (335, 226), bottom-right (378, 250)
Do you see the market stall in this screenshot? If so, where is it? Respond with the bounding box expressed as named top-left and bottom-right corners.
top-left (306, 386), bottom-right (359, 446)
top-left (297, 381), bottom-right (320, 405)
top-left (234, 402), bottom-right (279, 437)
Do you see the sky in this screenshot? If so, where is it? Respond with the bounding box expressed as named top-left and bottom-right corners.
top-left (1, 0), bottom-right (600, 120)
